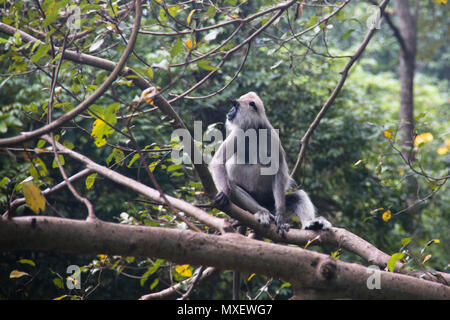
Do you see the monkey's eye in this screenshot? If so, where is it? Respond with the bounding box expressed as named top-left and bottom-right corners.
top-left (249, 101), bottom-right (257, 111)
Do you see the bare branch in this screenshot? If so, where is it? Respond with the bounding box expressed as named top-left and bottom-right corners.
top-left (290, 0), bottom-right (391, 178)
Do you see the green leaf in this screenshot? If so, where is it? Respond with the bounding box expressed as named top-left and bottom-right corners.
top-left (30, 44), bottom-right (50, 63)
top-left (415, 112), bottom-right (426, 121)
top-left (127, 154), bottom-right (140, 168)
top-left (36, 139), bottom-right (46, 148)
top-left (0, 176), bottom-right (10, 188)
top-left (52, 154), bottom-right (65, 168)
top-left (63, 140), bottom-right (74, 150)
top-left (18, 259), bottom-right (36, 267)
top-left (85, 173), bottom-right (98, 190)
top-left (167, 5), bottom-right (179, 17)
top-left (342, 29), bottom-right (354, 40)
top-left (167, 164), bottom-right (182, 172)
top-left (308, 15), bottom-right (318, 27)
top-left (170, 37), bottom-right (182, 58)
top-left (280, 282), bottom-right (291, 289)
top-left (197, 60), bottom-right (218, 71)
top-left (53, 277), bottom-right (64, 289)
top-left (150, 278), bottom-right (159, 290)
top-left (387, 253), bottom-right (405, 272)
top-left (105, 102), bottom-right (120, 124)
top-left (140, 259), bottom-right (163, 287)
top-left (146, 67), bottom-right (154, 79)
top-left (13, 31), bottom-right (22, 45)
top-left (30, 40), bottom-right (42, 54)
top-left (401, 237), bottom-right (411, 247)
top-left (106, 148), bottom-right (125, 166)
top-left (149, 161), bottom-right (158, 172)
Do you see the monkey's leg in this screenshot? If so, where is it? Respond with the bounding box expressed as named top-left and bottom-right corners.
top-left (286, 190), bottom-right (332, 230)
top-left (230, 186), bottom-right (272, 227)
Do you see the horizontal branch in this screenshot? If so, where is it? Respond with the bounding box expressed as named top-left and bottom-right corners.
top-left (0, 216), bottom-right (448, 299)
top-left (222, 202), bottom-right (450, 284)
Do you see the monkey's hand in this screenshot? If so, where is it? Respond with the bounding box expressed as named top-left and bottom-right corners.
top-left (213, 191), bottom-right (230, 210)
top-left (274, 214), bottom-right (290, 237)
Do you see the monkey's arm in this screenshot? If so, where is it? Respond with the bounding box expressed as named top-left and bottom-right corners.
top-left (210, 135), bottom-right (235, 208)
top-left (272, 153), bottom-right (290, 234)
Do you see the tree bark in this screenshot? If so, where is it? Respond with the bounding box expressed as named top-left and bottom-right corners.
top-left (0, 216), bottom-right (449, 299)
top-left (395, 0), bottom-right (419, 211)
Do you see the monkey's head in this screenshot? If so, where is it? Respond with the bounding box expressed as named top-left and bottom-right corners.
top-left (226, 92), bottom-right (267, 130)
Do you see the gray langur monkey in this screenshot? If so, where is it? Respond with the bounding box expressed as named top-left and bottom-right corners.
top-left (210, 92), bottom-right (332, 233)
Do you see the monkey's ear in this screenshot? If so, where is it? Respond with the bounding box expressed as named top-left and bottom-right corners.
top-left (249, 101), bottom-right (257, 111)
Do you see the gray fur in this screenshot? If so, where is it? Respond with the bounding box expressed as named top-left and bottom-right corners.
top-left (211, 92), bottom-right (331, 231)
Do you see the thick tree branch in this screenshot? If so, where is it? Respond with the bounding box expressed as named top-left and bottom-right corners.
top-left (0, 216), bottom-right (448, 299)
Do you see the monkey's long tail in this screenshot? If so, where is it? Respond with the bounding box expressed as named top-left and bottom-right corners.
top-left (232, 225), bottom-right (247, 300)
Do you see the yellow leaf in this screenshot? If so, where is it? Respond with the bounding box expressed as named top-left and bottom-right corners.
top-left (185, 39), bottom-right (196, 50)
top-left (22, 181), bottom-right (46, 214)
top-left (175, 264), bottom-right (192, 277)
top-left (247, 273), bottom-right (256, 281)
top-left (437, 147), bottom-right (448, 155)
top-left (383, 131), bottom-right (392, 139)
top-left (304, 235), bottom-right (320, 249)
top-left (331, 248), bottom-right (342, 259)
top-left (98, 254), bottom-right (107, 260)
top-left (10, 270), bottom-right (30, 278)
top-left (422, 254), bottom-right (432, 264)
top-left (382, 210), bottom-right (391, 222)
top-left (91, 118), bottom-right (113, 148)
top-left (414, 132), bottom-right (433, 147)
top-left (437, 140), bottom-right (449, 154)
top-left (187, 9), bottom-right (196, 25)
top-left (432, 239), bottom-right (440, 244)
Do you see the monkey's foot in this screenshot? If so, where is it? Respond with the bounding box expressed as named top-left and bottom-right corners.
top-left (255, 210), bottom-right (271, 227)
top-left (274, 215), bottom-right (290, 237)
top-left (213, 192), bottom-right (230, 210)
top-left (304, 216), bottom-right (332, 231)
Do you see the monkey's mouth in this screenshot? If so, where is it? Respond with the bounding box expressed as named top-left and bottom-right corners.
top-left (227, 106), bottom-right (237, 121)
top-left (227, 100), bottom-right (239, 121)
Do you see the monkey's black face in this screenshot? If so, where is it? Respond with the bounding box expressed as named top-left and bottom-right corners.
top-left (227, 100), bottom-right (239, 121)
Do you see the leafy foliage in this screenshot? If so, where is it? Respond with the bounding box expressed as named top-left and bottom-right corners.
top-left (0, 0), bottom-right (448, 299)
